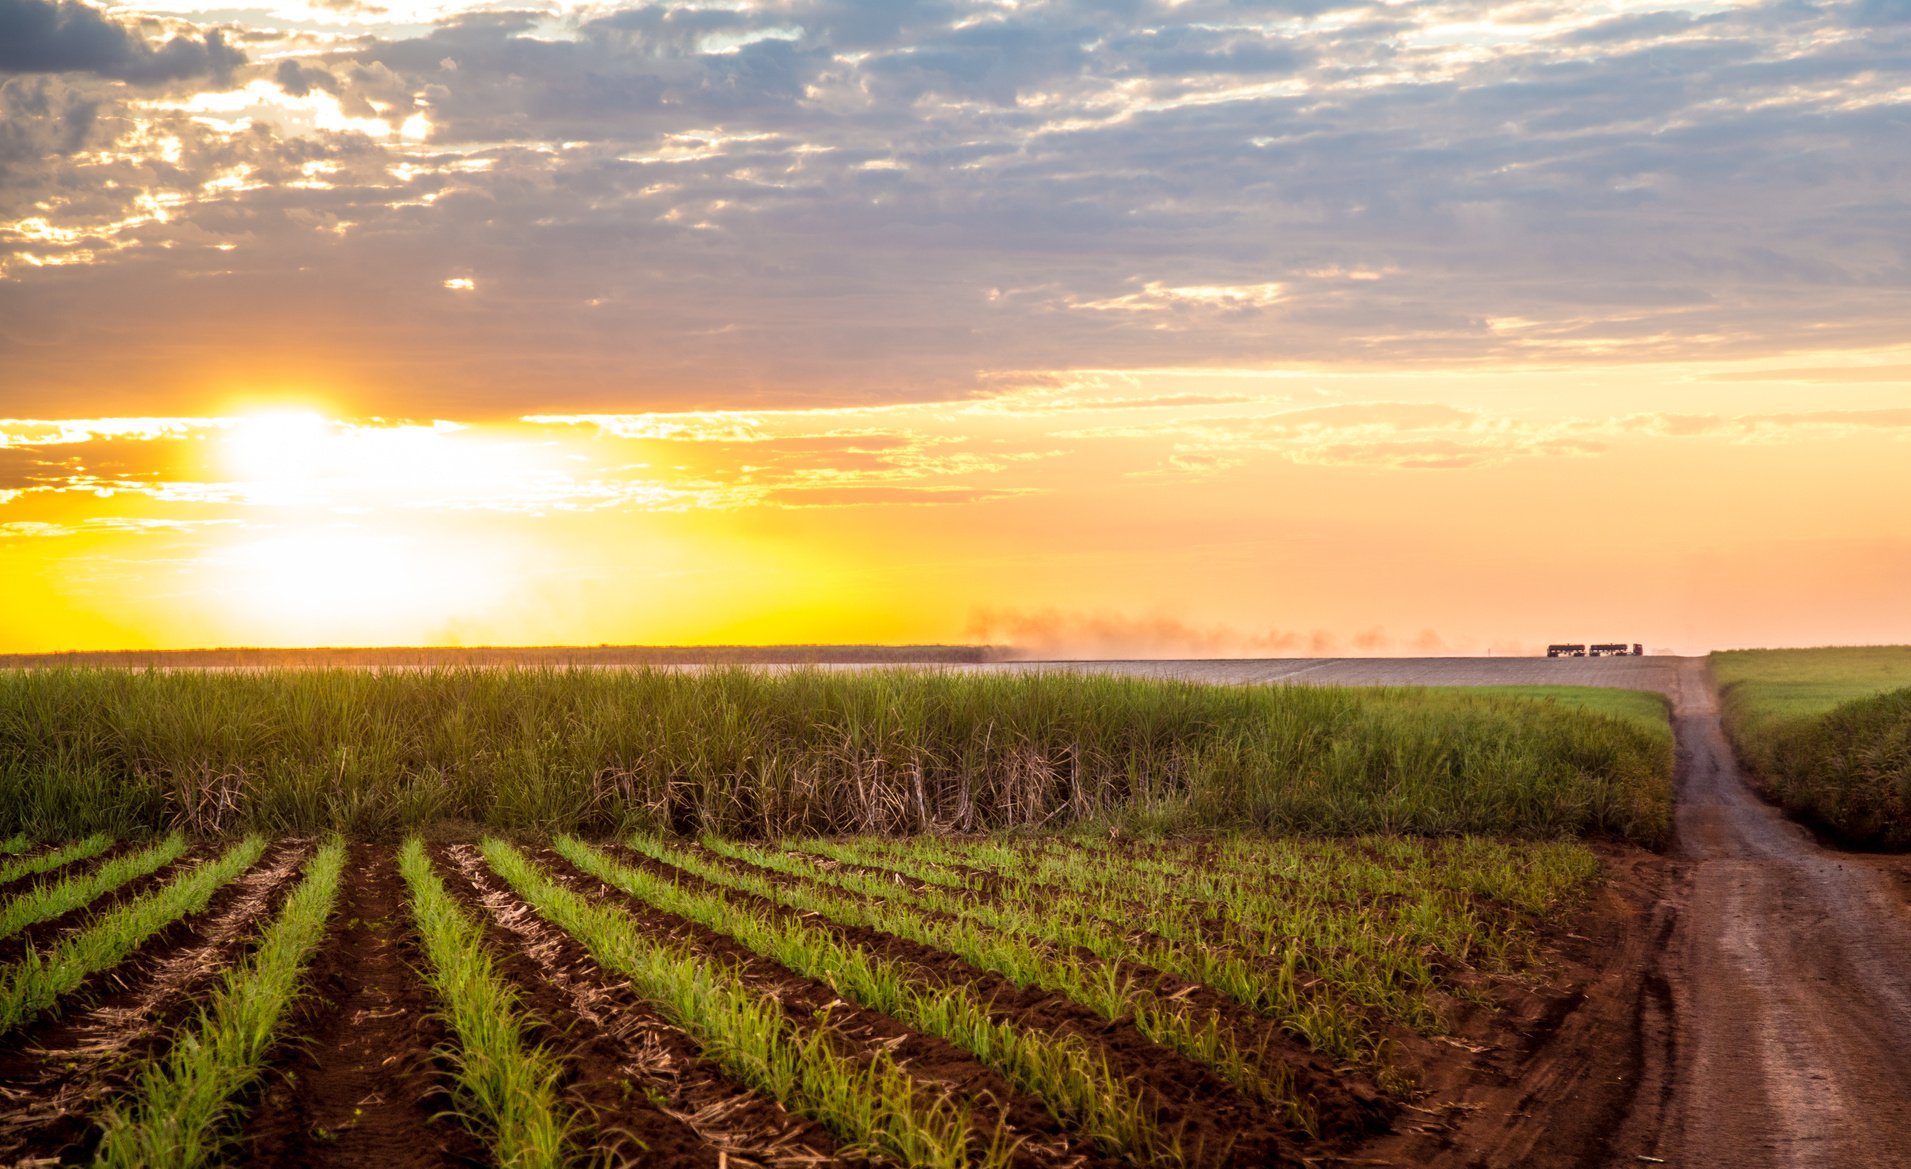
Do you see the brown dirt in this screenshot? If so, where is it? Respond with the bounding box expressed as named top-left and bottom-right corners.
top-left (435, 843), bottom-right (856, 1169)
top-left (0, 844), bottom-right (305, 1164)
top-left (238, 843), bottom-right (487, 1169)
top-left (1336, 657), bottom-right (1911, 1167)
top-left (538, 843), bottom-right (1129, 1169)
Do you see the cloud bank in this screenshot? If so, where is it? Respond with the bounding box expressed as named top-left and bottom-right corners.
top-left (0, 0), bottom-right (1905, 413)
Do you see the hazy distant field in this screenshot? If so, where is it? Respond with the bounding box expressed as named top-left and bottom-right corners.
top-left (966, 654), bottom-right (1684, 694)
top-left (1712, 647), bottom-right (1911, 847)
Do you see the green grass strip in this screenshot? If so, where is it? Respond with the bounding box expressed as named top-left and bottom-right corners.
top-left (556, 836), bottom-right (1180, 1166)
top-left (93, 840), bottom-right (346, 1169)
top-left (483, 839), bottom-right (1003, 1169)
top-left (0, 834), bottom-right (114, 886)
top-left (0, 834), bottom-right (189, 944)
top-left (677, 835), bottom-right (1313, 1131)
top-left (0, 836), bottom-right (266, 1036)
top-left (399, 838), bottom-right (568, 1169)
top-left (0, 835), bottom-right (30, 856)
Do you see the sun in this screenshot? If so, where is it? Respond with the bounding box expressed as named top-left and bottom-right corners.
top-left (199, 409), bottom-right (536, 644)
top-left (220, 410), bottom-right (337, 503)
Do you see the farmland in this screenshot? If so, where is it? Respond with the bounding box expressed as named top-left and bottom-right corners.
top-left (1711, 646), bottom-right (1911, 847)
top-left (0, 828), bottom-right (1615, 1167)
top-left (0, 666), bottom-right (1677, 1166)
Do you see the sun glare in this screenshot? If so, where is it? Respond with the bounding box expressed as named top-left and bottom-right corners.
top-left (211, 526), bottom-right (515, 644)
top-left (199, 409), bottom-right (546, 643)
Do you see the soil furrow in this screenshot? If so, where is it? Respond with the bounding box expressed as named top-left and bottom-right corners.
top-left (537, 844), bottom-right (1119, 1169)
top-left (238, 843), bottom-right (486, 1169)
top-left (694, 842), bottom-right (1379, 1130)
top-left (645, 844), bottom-right (1385, 1161)
top-left (441, 844), bottom-right (855, 1169)
top-left (0, 842), bottom-right (132, 905)
top-left (0, 843), bottom-right (309, 1165)
top-left (0, 855), bottom-right (197, 969)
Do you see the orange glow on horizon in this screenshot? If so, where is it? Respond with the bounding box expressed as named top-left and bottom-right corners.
top-left (4, 354), bottom-right (1911, 657)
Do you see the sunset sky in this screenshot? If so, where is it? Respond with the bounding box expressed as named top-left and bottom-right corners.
top-left (3, 0), bottom-right (1908, 655)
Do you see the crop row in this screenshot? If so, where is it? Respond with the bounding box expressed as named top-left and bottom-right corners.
top-left (0, 830), bottom-right (1602, 1166)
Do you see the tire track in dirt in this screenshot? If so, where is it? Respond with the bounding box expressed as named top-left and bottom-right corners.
top-left (0, 843), bottom-right (308, 1164)
top-left (239, 843), bottom-right (486, 1169)
top-left (1643, 659), bottom-right (1911, 1168)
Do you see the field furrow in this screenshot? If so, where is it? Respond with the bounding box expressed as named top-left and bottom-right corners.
top-left (628, 834), bottom-right (1374, 1159)
top-left (93, 840), bottom-right (347, 1169)
top-left (795, 840), bottom-right (1408, 1060)
top-left (0, 836), bottom-right (268, 1036)
top-left (0, 844), bottom-right (308, 1164)
top-left (0, 835), bottom-right (116, 899)
top-left (238, 843), bottom-right (487, 1169)
top-left (490, 840), bottom-right (1034, 1169)
top-left (688, 836), bottom-right (1340, 1087)
top-left (561, 836), bottom-right (1205, 1167)
top-left (0, 829), bottom-right (1635, 1166)
top-left (0, 835), bottom-right (190, 960)
top-left (399, 838), bottom-right (570, 1169)
top-left (439, 842), bottom-right (853, 1169)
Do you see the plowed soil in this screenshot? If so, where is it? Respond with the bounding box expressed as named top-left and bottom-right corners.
top-left (0, 844), bottom-right (305, 1164)
top-left (240, 843), bottom-right (486, 1169)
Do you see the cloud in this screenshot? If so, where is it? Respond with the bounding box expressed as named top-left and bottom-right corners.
top-left (0, 0), bottom-right (242, 84)
top-left (2, 0), bottom-right (1910, 411)
top-left (1622, 408), bottom-right (1911, 440)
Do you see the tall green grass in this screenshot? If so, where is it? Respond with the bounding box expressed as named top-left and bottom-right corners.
top-left (1713, 647), bottom-right (1911, 848)
top-left (0, 668), bottom-right (1672, 845)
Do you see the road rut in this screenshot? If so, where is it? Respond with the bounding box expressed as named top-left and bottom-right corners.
top-left (1647, 659), bottom-right (1911, 1167)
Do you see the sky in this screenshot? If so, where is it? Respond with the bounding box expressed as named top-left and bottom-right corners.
top-left (1, 0), bottom-right (1908, 655)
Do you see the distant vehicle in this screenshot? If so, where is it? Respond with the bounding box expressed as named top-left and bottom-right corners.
top-left (1548, 643), bottom-right (1645, 657)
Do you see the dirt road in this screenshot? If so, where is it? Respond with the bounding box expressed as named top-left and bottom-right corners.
top-left (1641, 658), bottom-right (1911, 1167)
top-left (988, 656), bottom-right (1911, 1166)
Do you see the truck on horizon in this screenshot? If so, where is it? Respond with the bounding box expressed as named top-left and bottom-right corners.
top-left (1547, 643), bottom-right (1645, 658)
